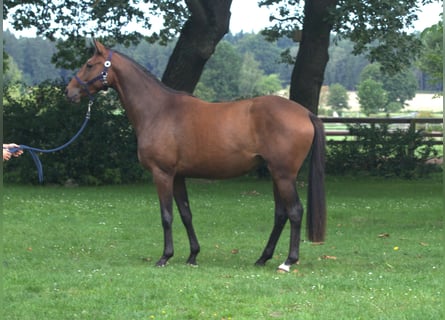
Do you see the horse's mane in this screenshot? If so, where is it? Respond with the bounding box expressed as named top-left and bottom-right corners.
top-left (113, 48), bottom-right (192, 96)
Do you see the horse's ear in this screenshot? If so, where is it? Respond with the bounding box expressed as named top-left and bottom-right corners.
top-left (92, 38), bottom-right (101, 54)
top-left (93, 40), bottom-right (107, 56)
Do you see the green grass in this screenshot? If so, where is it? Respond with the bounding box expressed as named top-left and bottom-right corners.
top-left (3, 176), bottom-right (443, 319)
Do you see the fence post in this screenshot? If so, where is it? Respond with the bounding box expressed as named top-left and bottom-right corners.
top-left (407, 119), bottom-right (416, 158)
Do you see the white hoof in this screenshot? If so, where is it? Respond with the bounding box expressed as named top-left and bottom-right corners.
top-left (277, 262), bottom-right (290, 273)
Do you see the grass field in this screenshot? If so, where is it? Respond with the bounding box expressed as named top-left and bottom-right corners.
top-left (2, 176), bottom-right (443, 319)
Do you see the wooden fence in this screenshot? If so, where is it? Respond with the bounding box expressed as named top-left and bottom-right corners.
top-left (320, 117), bottom-right (443, 143)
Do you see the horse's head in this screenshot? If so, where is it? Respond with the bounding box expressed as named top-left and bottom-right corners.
top-left (65, 40), bottom-right (113, 103)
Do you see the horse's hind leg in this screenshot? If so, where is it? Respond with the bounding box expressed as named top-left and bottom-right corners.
top-left (255, 182), bottom-right (288, 266)
top-left (173, 176), bottom-right (200, 265)
top-left (276, 177), bottom-right (304, 271)
top-left (256, 177), bottom-right (303, 272)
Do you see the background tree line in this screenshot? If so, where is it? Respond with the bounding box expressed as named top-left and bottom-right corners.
top-left (3, 29), bottom-right (441, 102)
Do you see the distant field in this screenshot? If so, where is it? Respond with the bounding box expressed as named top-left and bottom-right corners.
top-left (3, 176), bottom-right (443, 319)
top-left (346, 92), bottom-right (443, 113)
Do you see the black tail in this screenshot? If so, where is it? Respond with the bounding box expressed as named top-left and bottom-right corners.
top-left (307, 113), bottom-right (327, 242)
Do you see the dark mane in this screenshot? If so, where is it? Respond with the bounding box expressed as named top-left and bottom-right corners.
top-left (113, 48), bottom-right (192, 96)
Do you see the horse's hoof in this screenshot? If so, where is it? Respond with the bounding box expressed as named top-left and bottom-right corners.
top-left (186, 258), bottom-right (198, 266)
top-left (155, 260), bottom-right (167, 267)
top-left (277, 263), bottom-right (290, 273)
top-left (187, 263), bottom-right (199, 268)
top-left (254, 259), bottom-right (266, 266)
top-left (186, 258), bottom-right (198, 265)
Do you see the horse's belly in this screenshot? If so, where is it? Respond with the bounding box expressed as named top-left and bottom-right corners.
top-left (178, 153), bottom-right (261, 179)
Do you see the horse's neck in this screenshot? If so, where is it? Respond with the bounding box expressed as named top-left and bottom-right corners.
top-left (112, 56), bottom-right (170, 133)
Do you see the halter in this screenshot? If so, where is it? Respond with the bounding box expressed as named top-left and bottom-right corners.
top-left (74, 50), bottom-right (113, 101)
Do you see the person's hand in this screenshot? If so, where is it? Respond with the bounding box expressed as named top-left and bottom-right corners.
top-left (3, 143), bottom-right (23, 160)
top-left (3, 148), bottom-right (13, 161)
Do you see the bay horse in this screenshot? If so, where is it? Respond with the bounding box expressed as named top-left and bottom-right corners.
top-left (65, 40), bottom-right (326, 272)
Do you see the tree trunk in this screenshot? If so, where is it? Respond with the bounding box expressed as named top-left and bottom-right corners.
top-left (161, 0), bottom-right (232, 93)
top-left (290, 0), bottom-right (337, 115)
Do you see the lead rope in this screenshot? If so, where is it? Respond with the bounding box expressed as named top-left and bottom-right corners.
top-left (6, 50), bottom-right (113, 183)
top-left (5, 100), bottom-right (92, 183)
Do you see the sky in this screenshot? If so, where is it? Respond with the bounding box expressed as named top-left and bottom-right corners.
top-left (3, 0), bottom-right (443, 37)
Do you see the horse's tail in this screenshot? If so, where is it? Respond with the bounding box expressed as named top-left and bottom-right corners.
top-left (306, 113), bottom-right (327, 242)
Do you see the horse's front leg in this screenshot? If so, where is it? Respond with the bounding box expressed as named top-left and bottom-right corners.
top-left (173, 176), bottom-right (200, 265)
top-left (153, 171), bottom-right (175, 267)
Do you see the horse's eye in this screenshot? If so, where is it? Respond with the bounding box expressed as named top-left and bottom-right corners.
top-left (86, 63), bottom-right (93, 69)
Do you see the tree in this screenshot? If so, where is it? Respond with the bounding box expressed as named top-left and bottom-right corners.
top-left (260, 0), bottom-right (437, 114)
top-left (256, 74), bottom-right (282, 96)
top-left (417, 21), bottom-right (443, 88)
top-left (360, 63), bottom-right (417, 110)
top-left (3, 55), bottom-right (23, 84)
top-left (197, 41), bottom-right (242, 101)
top-left (357, 79), bottom-right (388, 115)
top-left (327, 83), bottom-right (349, 115)
top-left (161, 0), bottom-right (232, 93)
top-left (234, 33), bottom-right (292, 84)
top-left (238, 52), bottom-right (264, 98)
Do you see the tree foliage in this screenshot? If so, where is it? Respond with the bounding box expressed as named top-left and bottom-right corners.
top-left (3, 81), bottom-right (145, 185)
top-left (330, 0), bottom-right (431, 75)
top-left (256, 74), bottom-right (282, 96)
top-left (360, 63), bottom-right (417, 111)
top-left (233, 33), bottom-right (293, 86)
top-left (3, 55), bottom-right (23, 84)
top-left (198, 41), bottom-right (242, 101)
top-left (261, 0), bottom-right (436, 74)
top-left (327, 83), bottom-right (349, 114)
top-left (238, 52), bottom-right (264, 98)
top-left (324, 39), bottom-right (369, 90)
top-left (417, 20), bottom-right (443, 87)
top-left (3, 0), bottom-right (188, 68)
top-left (357, 78), bottom-right (388, 115)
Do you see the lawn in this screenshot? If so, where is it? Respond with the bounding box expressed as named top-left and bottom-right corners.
top-left (2, 176), bottom-right (443, 319)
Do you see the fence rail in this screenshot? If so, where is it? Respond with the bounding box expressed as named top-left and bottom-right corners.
top-left (320, 117), bottom-right (443, 139)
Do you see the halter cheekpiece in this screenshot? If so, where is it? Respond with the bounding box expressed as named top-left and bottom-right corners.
top-left (74, 50), bottom-right (113, 101)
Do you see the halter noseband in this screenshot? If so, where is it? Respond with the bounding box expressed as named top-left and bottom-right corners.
top-left (74, 50), bottom-right (113, 101)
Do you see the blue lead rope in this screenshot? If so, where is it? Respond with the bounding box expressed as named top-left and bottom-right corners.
top-left (6, 102), bottom-right (92, 183)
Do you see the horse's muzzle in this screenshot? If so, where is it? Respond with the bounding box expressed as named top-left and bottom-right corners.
top-left (65, 87), bottom-right (81, 103)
